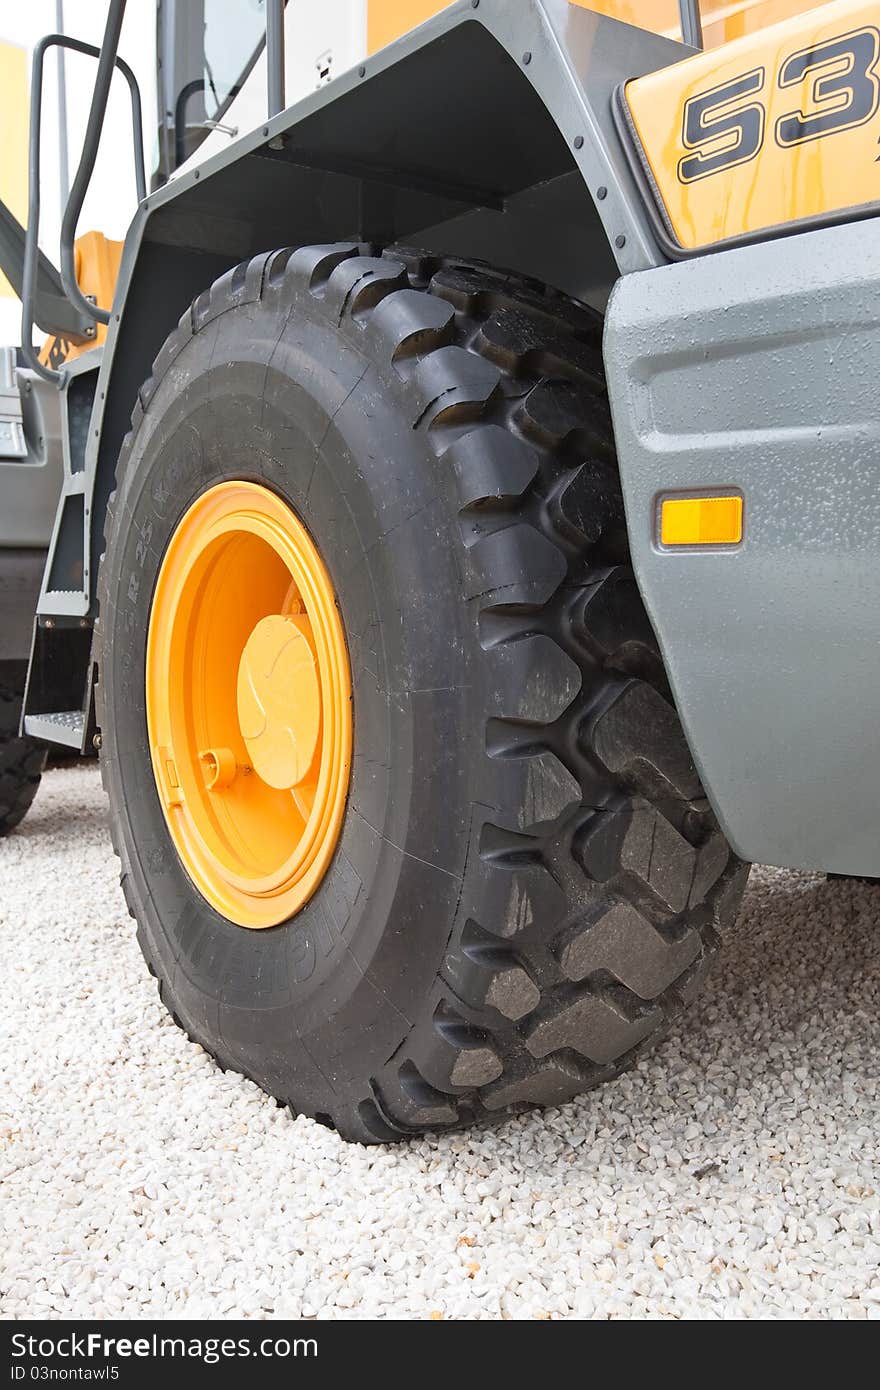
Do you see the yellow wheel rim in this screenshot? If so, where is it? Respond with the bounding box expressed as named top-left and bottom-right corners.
top-left (145, 481), bottom-right (352, 928)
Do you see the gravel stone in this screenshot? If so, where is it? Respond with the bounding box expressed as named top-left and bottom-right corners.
top-left (1, 764), bottom-right (878, 1319)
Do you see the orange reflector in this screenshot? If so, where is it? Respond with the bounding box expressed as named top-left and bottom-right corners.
top-left (660, 495), bottom-right (743, 548)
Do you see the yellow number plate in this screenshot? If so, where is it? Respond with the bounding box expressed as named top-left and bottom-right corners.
top-left (625, 0), bottom-right (880, 250)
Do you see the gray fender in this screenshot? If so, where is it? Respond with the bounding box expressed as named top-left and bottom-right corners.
top-left (604, 216), bottom-right (880, 876)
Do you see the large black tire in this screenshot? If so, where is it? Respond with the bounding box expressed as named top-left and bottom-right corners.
top-left (0, 661), bottom-right (46, 835)
top-left (97, 246), bottom-right (749, 1142)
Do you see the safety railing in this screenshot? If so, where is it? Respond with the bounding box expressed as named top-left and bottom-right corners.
top-left (267, 0), bottom-right (286, 115)
top-left (22, 0), bottom-right (288, 387)
top-left (678, 0), bottom-right (704, 48)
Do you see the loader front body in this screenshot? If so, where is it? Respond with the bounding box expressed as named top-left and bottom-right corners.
top-left (7, 0), bottom-right (878, 1137)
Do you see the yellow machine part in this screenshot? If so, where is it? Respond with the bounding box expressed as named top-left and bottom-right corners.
top-left (586, 0), bottom-right (827, 46)
top-left (146, 481), bottom-right (353, 929)
top-left (660, 494), bottom-right (743, 546)
top-left (625, 0), bottom-right (880, 249)
top-left (367, 0), bottom-right (827, 53)
top-left (0, 41), bottom-right (28, 308)
top-left (368, 0), bottom-right (450, 51)
top-left (39, 230), bottom-right (123, 371)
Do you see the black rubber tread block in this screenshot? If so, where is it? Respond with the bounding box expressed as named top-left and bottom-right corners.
top-left (617, 802), bottom-right (698, 914)
top-left (480, 1060), bottom-right (590, 1113)
top-left (367, 288), bottom-right (455, 363)
top-left (573, 567), bottom-right (660, 661)
top-left (445, 425), bottom-right (539, 509)
top-left (473, 307), bottom-right (605, 389)
top-left (0, 673), bottom-right (46, 835)
top-left (278, 242), bottom-right (360, 295)
top-left (588, 680), bottom-right (703, 803)
top-left (404, 998), bottom-right (505, 1095)
top-left (396, 1061), bottom-right (460, 1128)
top-left (410, 344), bottom-right (502, 430)
top-left (147, 305), bottom-right (197, 390)
top-left (446, 923), bottom-right (542, 1022)
top-left (0, 746), bottom-right (46, 833)
top-left (486, 966), bottom-right (541, 1020)
top-left (462, 524), bottom-right (567, 606)
top-left (191, 252), bottom-right (274, 334)
top-left (557, 900), bottom-right (702, 998)
top-left (708, 859), bottom-right (751, 935)
top-left (689, 834), bottom-right (732, 909)
top-left (674, 950), bottom-right (718, 1007)
top-left (321, 255), bottom-right (408, 320)
top-left (525, 983), bottom-right (659, 1064)
top-left (548, 462), bottom-right (625, 550)
top-left (483, 633), bottom-right (581, 724)
top-left (516, 378), bottom-right (614, 455)
top-left (421, 261), bottom-right (603, 344)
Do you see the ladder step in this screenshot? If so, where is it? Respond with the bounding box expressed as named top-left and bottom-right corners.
top-left (24, 710), bottom-right (85, 749)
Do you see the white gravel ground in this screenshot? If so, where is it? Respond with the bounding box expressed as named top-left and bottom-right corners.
top-left (1, 762), bottom-right (878, 1320)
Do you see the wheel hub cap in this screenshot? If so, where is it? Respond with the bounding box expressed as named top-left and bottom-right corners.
top-left (237, 613), bottom-right (322, 791)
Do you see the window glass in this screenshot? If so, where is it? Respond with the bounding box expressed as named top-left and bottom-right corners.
top-left (202, 0), bottom-right (267, 122)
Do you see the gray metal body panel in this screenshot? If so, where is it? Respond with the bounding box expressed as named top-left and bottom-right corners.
top-left (0, 549), bottom-right (45, 661)
top-left (0, 354), bottom-right (63, 549)
top-left (0, 350), bottom-right (62, 661)
top-left (36, 348), bottom-right (101, 613)
top-left (24, 709), bottom-right (84, 748)
top-left (604, 216), bottom-right (880, 875)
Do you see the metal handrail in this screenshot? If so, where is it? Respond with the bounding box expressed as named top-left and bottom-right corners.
top-left (21, 1), bottom-right (144, 384)
top-left (267, 0), bottom-right (286, 117)
top-left (174, 78), bottom-right (209, 171)
top-left (0, 198), bottom-right (85, 337)
top-left (59, 1), bottom-right (143, 325)
top-left (678, 0), bottom-right (704, 48)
